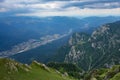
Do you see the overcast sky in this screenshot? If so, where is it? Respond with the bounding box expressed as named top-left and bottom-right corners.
top-left (0, 0), bottom-right (120, 17)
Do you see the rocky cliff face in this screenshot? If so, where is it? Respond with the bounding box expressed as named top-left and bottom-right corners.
top-left (56, 21), bottom-right (120, 71)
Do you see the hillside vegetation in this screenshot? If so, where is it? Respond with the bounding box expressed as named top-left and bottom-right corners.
top-left (0, 58), bottom-right (75, 80)
top-left (53, 21), bottom-right (120, 71)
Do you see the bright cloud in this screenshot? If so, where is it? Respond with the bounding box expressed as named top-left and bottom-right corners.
top-left (16, 8), bottom-right (120, 17)
top-left (0, 8), bottom-right (7, 12)
top-left (0, 0), bottom-right (120, 17)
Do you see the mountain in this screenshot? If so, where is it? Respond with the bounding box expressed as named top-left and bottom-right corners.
top-left (53, 21), bottom-right (120, 71)
top-left (0, 16), bottom-right (120, 64)
top-left (0, 19), bottom-right (120, 80)
top-left (0, 16), bottom-right (74, 51)
top-left (0, 16), bottom-right (119, 52)
top-left (0, 58), bottom-right (76, 80)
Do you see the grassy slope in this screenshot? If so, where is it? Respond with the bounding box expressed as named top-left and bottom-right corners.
top-left (111, 73), bottom-right (120, 80)
top-left (0, 58), bottom-right (75, 80)
top-left (85, 65), bottom-right (120, 80)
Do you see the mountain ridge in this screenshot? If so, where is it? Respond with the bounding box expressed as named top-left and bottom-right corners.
top-left (53, 21), bottom-right (120, 71)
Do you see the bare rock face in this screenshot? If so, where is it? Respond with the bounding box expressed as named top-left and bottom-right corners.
top-left (65, 46), bottom-right (85, 64)
top-left (63, 21), bottom-right (120, 71)
top-left (32, 60), bottom-right (50, 72)
top-left (6, 61), bottom-right (18, 72)
top-left (1, 58), bottom-right (31, 74)
top-left (62, 72), bottom-right (68, 77)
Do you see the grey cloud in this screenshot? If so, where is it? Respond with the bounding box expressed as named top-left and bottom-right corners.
top-left (0, 0), bottom-right (120, 17)
top-left (62, 0), bottom-right (120, 9)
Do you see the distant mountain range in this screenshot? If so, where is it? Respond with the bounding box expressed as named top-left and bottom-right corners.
top-left (0, 16), bottom-right (119, 52)
top-left (0, 16), bottom-right (119, 64)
